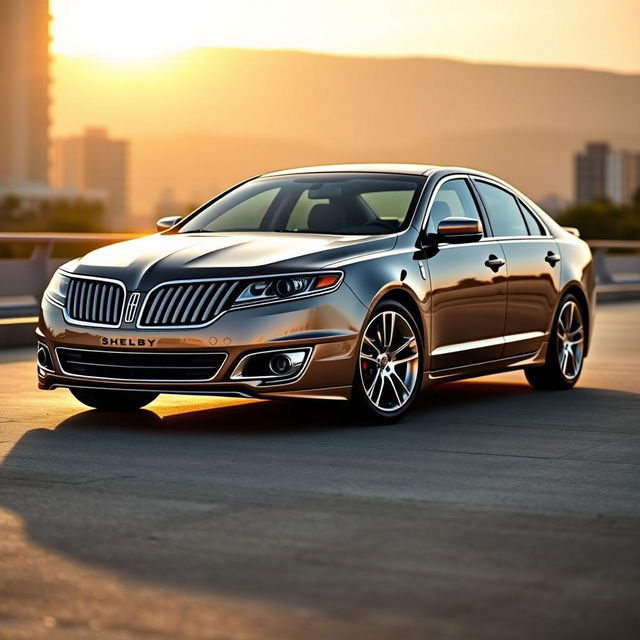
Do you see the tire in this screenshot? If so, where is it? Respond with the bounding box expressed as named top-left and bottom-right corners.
top-left (70, 388), bottom-right (158, 411)
top-left (349, 299), bottom-right (424, 422)
top-left (525, 293), bottom-right (586, 390)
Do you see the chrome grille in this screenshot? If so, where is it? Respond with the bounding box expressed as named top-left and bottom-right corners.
top-left (65, 278), bottom-right (125, 326)
top-left (56, 347), bottom-right (227, 382)
top-left (138, 281), bottom-right (237, 327)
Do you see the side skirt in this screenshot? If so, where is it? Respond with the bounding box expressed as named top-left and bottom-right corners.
top-left (422, 340), bottom-right (549, 387)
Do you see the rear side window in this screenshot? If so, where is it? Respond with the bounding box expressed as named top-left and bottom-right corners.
top-left (426, 179), bottom-right (483, 234)
top-left (475, 181), bottom-right (529, 237)
top-left (518, 201), bottom-right (547, 235)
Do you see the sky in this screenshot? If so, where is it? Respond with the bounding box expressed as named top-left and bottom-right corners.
top-left (50, 0), bottom-right (640, 73)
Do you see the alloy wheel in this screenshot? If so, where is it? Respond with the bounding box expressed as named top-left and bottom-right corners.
top-left (556, 299), bottom-right (584, 380)
top-left (359, 310), bottom-right (420, 412)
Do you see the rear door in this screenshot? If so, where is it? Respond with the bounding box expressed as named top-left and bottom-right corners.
top-left (472, 179), bottom-right (561, 358)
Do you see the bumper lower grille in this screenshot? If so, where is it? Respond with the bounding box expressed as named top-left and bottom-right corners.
top-left (56, 348), bottom-right (227, 382)
top-left (66, 278), bottom-right (125, 326)
top-left (138, 281), bottom-right (237, 327)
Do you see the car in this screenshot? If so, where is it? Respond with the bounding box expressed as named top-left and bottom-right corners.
top-left (37, 164), bottom-right (595, 421)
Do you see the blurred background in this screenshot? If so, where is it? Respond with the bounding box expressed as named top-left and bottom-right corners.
top-left (0, 0), bottom-right (639, 239)
top-left (1, 5), bottom-right (639, 637)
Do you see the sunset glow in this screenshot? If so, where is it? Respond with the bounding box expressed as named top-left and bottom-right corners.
top-left (51, 0), bottom-right (640, 72)
top-left (50, 0), bottom-right (204, 62)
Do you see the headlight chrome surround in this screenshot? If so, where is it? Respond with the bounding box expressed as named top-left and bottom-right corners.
top-left (43, 270), bottom-right (70, 308)
top-left (231, 271), bottom-right (343, 309)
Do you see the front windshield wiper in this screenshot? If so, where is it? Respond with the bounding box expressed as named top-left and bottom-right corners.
top-left (179, 228), bottom-right (344, 235)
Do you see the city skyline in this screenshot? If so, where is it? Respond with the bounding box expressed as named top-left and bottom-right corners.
top-left (575, 143), bottom-right (640, 206)
top-left (0, 0), bottom-right (49, 186)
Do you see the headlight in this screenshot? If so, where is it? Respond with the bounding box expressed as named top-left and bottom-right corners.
top-left (232, 272), bottom-right (342, 308)
top-left (44, 270), bottom-right (70, 307)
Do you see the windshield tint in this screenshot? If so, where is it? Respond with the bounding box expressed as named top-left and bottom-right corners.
top-left (178, 173), bottom-right (426, 235)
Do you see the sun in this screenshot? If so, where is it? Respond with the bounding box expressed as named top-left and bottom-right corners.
top-left (50, 0), bottom-right (203, 63)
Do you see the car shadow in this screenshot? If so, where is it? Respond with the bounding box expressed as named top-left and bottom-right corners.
top-left (38, 378), bottom-right (539, 436)
top-left (1, 379), bottom-right (639, 621)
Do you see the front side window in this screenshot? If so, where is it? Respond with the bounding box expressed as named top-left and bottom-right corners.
top-left (426, 178), bottom-right (483, 234)
top-left (178, 173), bottom-right (426, 235)
top-left (475, 181), bottom-right (529, 237)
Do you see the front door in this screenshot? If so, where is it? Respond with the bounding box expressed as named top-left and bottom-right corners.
top-left (424, 177), bottom-right (508, 370)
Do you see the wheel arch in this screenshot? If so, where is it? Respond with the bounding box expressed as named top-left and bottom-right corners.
top-left (371, 287), bottom-right (426, 348)
top-left (558, 283), bottom-right (591, 357)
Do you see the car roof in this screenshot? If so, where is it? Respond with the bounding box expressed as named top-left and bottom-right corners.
top-left (260, 163), bottom-right (506, 182)
top-left (261, 163), bottom-right (442, 177)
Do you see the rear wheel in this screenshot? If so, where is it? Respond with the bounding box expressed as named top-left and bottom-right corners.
top-left (350, 300), bottom-right (424, 422)
top-left (525, 294), bottom-right (586, 390)
top-left (70, 388), bottom-right (158, 411)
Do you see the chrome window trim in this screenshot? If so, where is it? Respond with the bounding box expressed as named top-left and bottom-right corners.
top-left (134, 271), bottom-right (344, 330)
top-left (436, 238), bottom-right (503, 250)
top-left (59, 271), bottom-right (127, 329)
top-left (230, 346), bottom-right (314, 384)
top-left (470, 176), bottom-right (551, 238)
top-left (478, 236), bottom-right (552, 243)
top-left (430, 331), bottom-right (546, 357)
top-left (55, 346), bottom-right (228, 383)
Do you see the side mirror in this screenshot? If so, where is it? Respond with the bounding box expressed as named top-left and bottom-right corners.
top-left (156, 216), bottom-right (182, 232)
top-left (435, 216), bottom-right (483, 244)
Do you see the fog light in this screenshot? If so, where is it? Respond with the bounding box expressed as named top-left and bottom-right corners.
top-left (269, 353), bottom-right (292, 375)
top-left (230, 347), bottom-right (312, 382)
top-left (36, 342), bottom-right (54, 373)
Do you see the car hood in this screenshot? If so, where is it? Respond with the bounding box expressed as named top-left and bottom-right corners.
top-left (69, 232), bottom-right (397, 289)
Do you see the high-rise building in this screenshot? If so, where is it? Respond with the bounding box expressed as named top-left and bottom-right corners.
top-left (0, 0), bottom-right (50, 186)
top-left (51, 127), bottom-right (130, 230)
top-left (575, 142), bottom-right (640, 205)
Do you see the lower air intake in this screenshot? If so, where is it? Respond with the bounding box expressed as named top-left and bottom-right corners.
top-left (57, 348), bottom-right (227, 382)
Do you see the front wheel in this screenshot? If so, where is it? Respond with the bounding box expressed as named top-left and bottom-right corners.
top-left (525, 294), bottom-right (586, 390)
top-left (350, 300), bottom-right (424, 422)
top-left (70, 388), bottom-right (159, 411)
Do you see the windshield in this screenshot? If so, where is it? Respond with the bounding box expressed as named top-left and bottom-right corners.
top-left (178, 173), bottom-right (426, 235)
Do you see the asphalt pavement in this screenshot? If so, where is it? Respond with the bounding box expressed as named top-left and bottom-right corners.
top-left (0, 302), bottom-right (639, 639)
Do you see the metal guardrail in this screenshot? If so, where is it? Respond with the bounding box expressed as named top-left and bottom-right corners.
top-left (0, 233), bottom-right (639, 309)
top-left (0, 232), bottom-right (140, 302)
top-left (587, 240), bottom-right (640, 285)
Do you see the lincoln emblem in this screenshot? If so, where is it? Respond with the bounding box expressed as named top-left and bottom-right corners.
top-left (124, 292), bottom-right (141, 323)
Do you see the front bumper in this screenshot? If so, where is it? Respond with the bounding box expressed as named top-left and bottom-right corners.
top-left (37, 284), bottom-right (368, 402)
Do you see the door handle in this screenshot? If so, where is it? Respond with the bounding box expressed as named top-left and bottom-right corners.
top-left (545, 251), bottom-right (561, 267)
top-left (484, 254), bottom-right (505, 272)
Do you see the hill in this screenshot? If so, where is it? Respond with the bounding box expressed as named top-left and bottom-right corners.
top-left (52, 48), bottom-right (640, 215)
